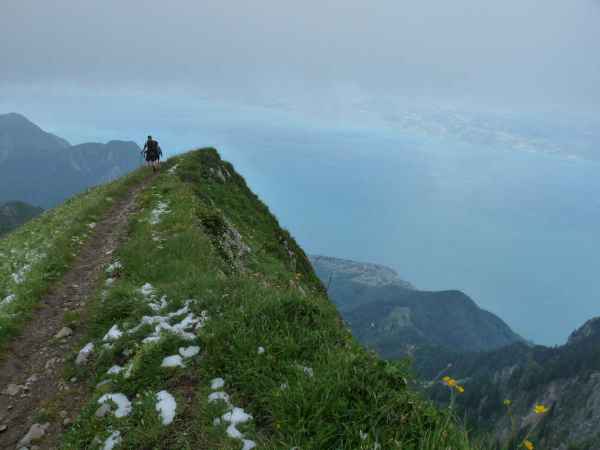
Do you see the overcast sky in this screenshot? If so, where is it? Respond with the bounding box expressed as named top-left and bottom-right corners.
top-left (2, 0), bottom-right (600, 114)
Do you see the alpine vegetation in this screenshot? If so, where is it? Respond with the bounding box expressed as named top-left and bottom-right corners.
top-left (2, 148), bottom-right (484, 450)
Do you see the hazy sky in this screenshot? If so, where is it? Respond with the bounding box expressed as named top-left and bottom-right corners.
top-left (2, 0), bottom-right (600, 113)
top-left (2, 1), bottom-right (600, 345)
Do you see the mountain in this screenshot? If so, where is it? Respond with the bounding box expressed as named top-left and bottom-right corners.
top-left (425, 317), bottom-right (600, 449)
top-left (0, 149), bottom-right (480, 449)
top-left (310, 255), bottom-right (523, 360)
top-left (0, 113), bottom-right (141, 207)
top-left (0, 201), bottom-right (43, 236)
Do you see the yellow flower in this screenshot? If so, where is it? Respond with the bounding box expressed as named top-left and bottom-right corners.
top-left (522, 439), bottom-right (534, 450)
top-left (456, 385), bottom-right (465, 393)
top-left (534, 404), bottom-right (549, 414)
top-left (442, 376), bottom-right (451, 382)
top-left (446, 378), bottom-right (457, 387)
top-left (503, 399), bottom-right (512, 406)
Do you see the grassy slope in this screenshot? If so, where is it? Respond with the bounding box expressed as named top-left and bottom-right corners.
top-left (0, 168), bottom-right (147, 351)
top-left (61, 149), bottom-right (481, 449)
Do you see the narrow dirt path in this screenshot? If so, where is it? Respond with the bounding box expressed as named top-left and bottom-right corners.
top-left (0, 173), bottom-right (154, 450)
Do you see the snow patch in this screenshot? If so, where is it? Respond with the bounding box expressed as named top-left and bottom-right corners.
top-left (98, 393), bottom-right (132, 418)
top-left (107, 365), bottom-right (124, 375)
top-left (103, 324), bottom-right (123, 342)
top-left (155, 390), bottom-right (177, 425)
top-left (138, 283), bottom-right (154, 297)
top-left (179, 345), bottom-right (200, 358)
top-left (210, 378), bottom-right (225, 390)
top-left (150, 201), bottom-right (170, 225)
top-left (208, 391), bottom-right (230, 404)
top-left (105, 261), bottom-right (122, 274)
top-left (161, 355), bottom-right (185, 368)
top-left (102, 431), bottom-right (122, 450)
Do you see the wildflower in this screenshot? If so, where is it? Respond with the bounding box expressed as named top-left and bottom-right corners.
top-left (456, 385), bottom-right (465, 393)
top-left (534, 404), bottom-right (549, 414)
top-left (522, 439), bottom-right (534, 450)
top-left (503, 399), bottom-right (512, 406)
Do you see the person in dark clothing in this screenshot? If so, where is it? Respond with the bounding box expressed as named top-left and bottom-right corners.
top-left (141, 135), bottom-right (163, 172)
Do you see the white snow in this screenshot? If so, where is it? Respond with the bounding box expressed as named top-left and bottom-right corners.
top-left (210, 378), bottom-right (225, 390)
top-left (105, 261), bottom-right (122, 274)
top-left (208, 391), bottom-right (230, 404)
top-left (103, 324), bottom-right (123, 342)
top-left (226, 424), bottom-right (243, 439)
top-left (76, 342), bottom-right (95, 365)
top-left (155, 390), bottom-right (177, 425)
top-left (0, 294), bottom-right (16, 306)
top-left (150, 201), bottom-right (170, 225)
top-left (242, 439), bottom-right (257, 450)
top-left (98, 393), bottom-right (132, 418)
top-left (102, 431), bottom-right (122, 450)
top-left (107, 365), bottom-right (124, 375)
top-left (222, 407), bottom-right (253, 425)
top-left (179, 345), bottom-right (200, 358)
top-left (138, 283), bottom-right (154, 297)
top-left (149, 295), bottom-right (168, 312)
top-left (302, 366), bottom-right (314, 377)
top-left (161, 355), bottom-right (185, 368)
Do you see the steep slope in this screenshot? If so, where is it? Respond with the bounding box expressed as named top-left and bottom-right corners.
top-left (310, 256), bottom-right (523, 359)
top-left (0, 201), bottom-right (43, 236)
top-left (0, 113), bottom-right (141, 207)
top-left (427, 318), bottom-right (600, 450)
top-left (0, 149), bottom-right (481, 450)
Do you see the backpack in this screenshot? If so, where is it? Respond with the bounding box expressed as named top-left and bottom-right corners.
top-left (147, 139), bottom-right (158, 157)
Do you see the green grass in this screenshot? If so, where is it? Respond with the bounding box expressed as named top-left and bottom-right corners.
top-left (0, 168), bottom-right (148, 352)
top-left (59, 149), bottom-right (487, 450)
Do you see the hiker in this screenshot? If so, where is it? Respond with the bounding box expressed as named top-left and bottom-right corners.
top-left (141, 135), bottom-right (163, 172)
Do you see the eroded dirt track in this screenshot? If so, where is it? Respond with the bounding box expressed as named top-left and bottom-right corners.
top-left (0, 174), bottom-right (153, 450)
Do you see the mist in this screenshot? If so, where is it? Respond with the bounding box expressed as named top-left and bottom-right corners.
top-left (2, 0), bottom-right (600, 344)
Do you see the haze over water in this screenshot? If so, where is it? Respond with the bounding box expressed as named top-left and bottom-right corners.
top-left (2, 0), bottom-right (600, 345)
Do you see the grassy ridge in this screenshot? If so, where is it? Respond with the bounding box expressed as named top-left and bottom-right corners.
top-left (0, 168), bottom-right (147, 351)
top-left (61, 149), bottom-right (480, 449)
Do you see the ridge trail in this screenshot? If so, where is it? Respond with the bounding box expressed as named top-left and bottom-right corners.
top-left (0, 172), bottom-right (155, 450)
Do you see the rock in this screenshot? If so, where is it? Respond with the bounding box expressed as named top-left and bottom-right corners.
top-left (5, 384), bottom-right (21, 396)
top-left (95, 403), bottom-right (112, 418)
top-left (0, 424), bottom-right (7, 432)
top-left (54, 327), bottom-right (73, 339)
top-left (63, 418), bottom-right (71, 426)
top-left (75, 342), bottom-right (94, 366)
top-left (26, 374), bottom-right (39, 385)
top-left (18, 422), bottom-right (50, 446)
top-left (31, 446), bottom-right (41, 450)
top-left (59, 410), bottom-right (68, 418)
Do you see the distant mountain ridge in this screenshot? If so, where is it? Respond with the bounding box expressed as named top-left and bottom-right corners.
top-left (310, 255), bottom-right (523, 358)
top-left (0, 113), bottom-right (141, 207)
top-left (0, 201), bottom-right (43, 236)
top-left (426, 316), bottom-right (600, 449)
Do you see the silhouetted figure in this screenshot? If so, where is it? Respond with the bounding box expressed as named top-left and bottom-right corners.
top-left (141, 135), bottom-right (162, 172)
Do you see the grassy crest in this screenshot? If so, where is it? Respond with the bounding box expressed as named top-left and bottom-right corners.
top-left (0, 168), bottom-right (147, 351)
top-left (59, 149), bottom-right (483, 450)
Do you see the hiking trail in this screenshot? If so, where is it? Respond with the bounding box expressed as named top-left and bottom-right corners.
top-left (0, 174), bottom-right (154, 450)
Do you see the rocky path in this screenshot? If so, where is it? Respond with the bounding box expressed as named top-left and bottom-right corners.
top-left (0, 174), bottom-right (153, 450)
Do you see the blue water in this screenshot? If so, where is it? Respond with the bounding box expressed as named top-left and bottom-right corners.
top-left (213, 123), bottom-right (600, 346)
top-left (5, 95), bottom-right (599, 345)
